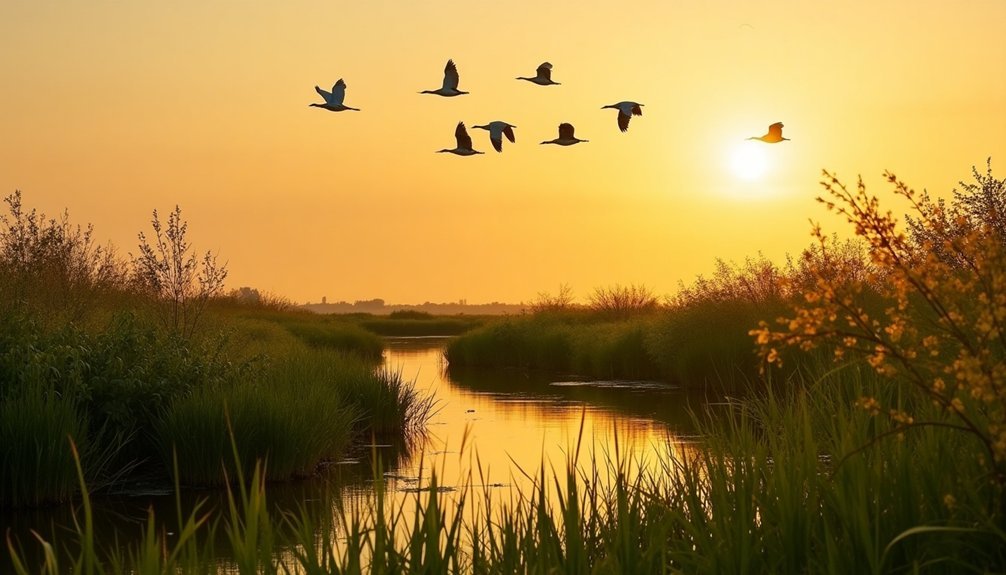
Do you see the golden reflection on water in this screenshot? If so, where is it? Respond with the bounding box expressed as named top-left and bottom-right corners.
top-left (346, 337), bottom-right (703, 535)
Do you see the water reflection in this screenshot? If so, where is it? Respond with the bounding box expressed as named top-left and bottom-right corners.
top-left (383, 337), bottom-right (702, 494)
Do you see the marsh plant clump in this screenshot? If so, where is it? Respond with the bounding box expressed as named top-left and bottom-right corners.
top-left (0, 193), bottom-right (431, 507)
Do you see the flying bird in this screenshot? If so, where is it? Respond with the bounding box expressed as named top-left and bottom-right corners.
top-left (517, 62), bottom-right (560, 86)
top-left (309, 79), bottom-right (360, 112)
top-left (437, 122), bottom-right (483, 156)
top-left (747, 122), bottom-right (790, 143)
top-left (540, 123), bottom-right (588, 146)
top-left (601, 101), bottom-right (644, 132)
top-left (472, 121), bottom-right (517, 153)
top-left (421, 59), bottom-right (469, 97)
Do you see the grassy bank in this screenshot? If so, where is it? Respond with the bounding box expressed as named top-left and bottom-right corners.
top-left (300, 309), bottom-right (489, 337)
top-left (444, 311), bottom-right (664, 380)
top-left (0, 194), bottom-right (432, 507)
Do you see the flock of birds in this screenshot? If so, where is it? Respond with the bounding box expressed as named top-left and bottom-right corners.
top-left (310, 59), bottom-right (789, 155)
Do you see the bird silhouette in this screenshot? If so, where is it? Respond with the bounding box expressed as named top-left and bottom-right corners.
top-left (601, 101), bottom-right (644, 132)
top-left (437, 122), bottom-right (483, 155)
top-left (309, 79), bottom-right (360, 112)
top-left (517, 62), bottom-right (560, 86)
top-left (747, 122), bottom-right (789, 143)
top-left (421, 60), bottom-right (469, 97)
top-left (540, 123), bottom-right (588, 146)
top-left (472, 121), bottom-right (517, 153)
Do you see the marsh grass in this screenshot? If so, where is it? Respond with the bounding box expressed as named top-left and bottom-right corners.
top-left (445, 314), bottom-right (661, 380)
top-left (7, 363), bottom-right (1005, 572)
top-left (358, 316), bottom-right (485, 337)
top-left (156, 350), bottom-right (434, 486)
top-left (281, 321), bottom-right (383, 360)
top-left (0, 386), bottom-right (87, 507)
top-left (335, 366), bottom-right (439, 438)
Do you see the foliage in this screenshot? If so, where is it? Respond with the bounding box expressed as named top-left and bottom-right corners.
top-left (132, 206), bottom-right (228, 339)
top-left (0, 194), bottom-right (432, 506)
top-left (217, 286), bottom-right (294, 311)
top-left (529, 283), bottom-right (577, 314)
top-left (588, 284), bottom-right (659, 318)
top-left (905, 158), bottom-right (1006, 265)
top-left (0, 191), bottom-right (124, 323)
top-left (753, 163), bottom-right (1006, 481)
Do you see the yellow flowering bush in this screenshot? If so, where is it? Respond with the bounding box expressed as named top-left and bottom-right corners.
top-left (752, 162), bottom-right (1006, 478)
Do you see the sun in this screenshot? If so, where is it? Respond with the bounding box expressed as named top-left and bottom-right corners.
top-left (728, 141), bottom-right (771, 181)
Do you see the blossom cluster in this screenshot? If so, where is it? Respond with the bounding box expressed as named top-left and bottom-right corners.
top-left (751, 165), bottom-right (1006, 470)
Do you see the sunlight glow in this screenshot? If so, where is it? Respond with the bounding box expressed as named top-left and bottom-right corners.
top-left (729, 142), bottom-right (770, 181)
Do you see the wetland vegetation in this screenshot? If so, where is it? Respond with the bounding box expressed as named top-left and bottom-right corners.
top-left (4, 162), bottom-right (1006, 573)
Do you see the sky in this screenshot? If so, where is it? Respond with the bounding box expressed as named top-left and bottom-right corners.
top-left (2, 1), bottom-right (1004, 305)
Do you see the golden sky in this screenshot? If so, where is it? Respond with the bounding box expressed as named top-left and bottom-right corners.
top-left (2, 1), bottom-right (1004, 304)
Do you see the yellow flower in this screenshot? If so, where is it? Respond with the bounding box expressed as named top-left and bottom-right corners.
top-left (943, 494), bottom-right (957, 511)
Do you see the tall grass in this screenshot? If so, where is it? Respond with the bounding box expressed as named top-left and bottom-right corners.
top-left (334, 366), bottom-right (438, 438)
top-left (358, 316), bottom-right (484, 337)
top-left (156, 349), bottom-right (438, 486)
top-left (0, 386), bottom-right (87, 507)
top-left (11, 362), bottom-right (1002, 572)
top-left (445, 314), bottom-right (665, 381)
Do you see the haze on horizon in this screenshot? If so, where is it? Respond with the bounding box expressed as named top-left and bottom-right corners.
top-left (2, 1), bottom-right (1004, 305)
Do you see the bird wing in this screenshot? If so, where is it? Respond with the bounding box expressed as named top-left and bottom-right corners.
top-left (558, 123), bottom-right (575, 139)
top-left (503, 124), bottom-right (516, 143)
top-left (617, 112), bottom-right (631, 132)
top-left (455, 122), bottom-right (473, 150)
top-left (443, 59), bottom-right (460, 91)
top-left (768, 122), bottom-right (784, 138)
top-left (536, 62), bottom-right (552, 81)
top-left (491, 138), bottom-right (503, 153)
top-left (331, 79), bottom-right (347, 106)
top-left (315, 85), bottom-right (333, 103)
top-left (632, 104), bottom-right (643, 116)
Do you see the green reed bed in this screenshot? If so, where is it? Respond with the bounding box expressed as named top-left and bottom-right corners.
top-left (158, 348), bottom-right (436, 486)
top-left (0, 385), bottom-right (88, 508)
top-left (444, 313), bottom-right (662, 381)
top-left (332, 365), bottom-right (439, 438)
top-left (156, 361), bottom-right (354, 485)
top-left (644, 298), bottom-right (789, 385)
top-left (277, 320), bottom-right (383, 360)
top-left (444, 301), bottom-right (808, 389)
top-left (357, 316), bottom-right (485, 337)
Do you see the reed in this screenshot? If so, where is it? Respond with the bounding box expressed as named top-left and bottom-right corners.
top-left (334, 365), bottom-right (438, 438)
top-left (445, 314), bottom-right (662, 379)
top-left (358, 316), bottom-right (484, 336)
top-left (8, 364), bottom-right (1005, 572)
top-left (157, 351), bottom-right (363, 485)
top-left (0, 385), bottom-right (87, 507)
top-left (280, 320), bottom-right (384, 360)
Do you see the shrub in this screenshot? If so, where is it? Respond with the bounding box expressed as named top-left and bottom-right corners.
top-left (588, 284), bottom-right (659, 319)
top-left (132, 206), bottom-right (227, 339)
top-left (754, 163), bottom-right (1006, 482)
top-left (0, 191), bottom-right (124, 324)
